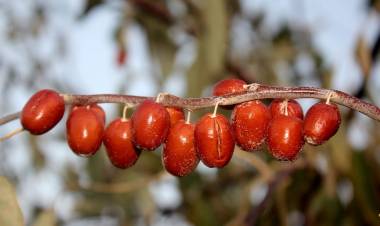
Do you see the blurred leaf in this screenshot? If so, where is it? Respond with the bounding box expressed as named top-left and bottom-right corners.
top-left (355, 35), bottom-right (372, 77)
top-left (32, 209), bottom-right (57, 226)
top-left (0, 177), bottom-right (24, 226)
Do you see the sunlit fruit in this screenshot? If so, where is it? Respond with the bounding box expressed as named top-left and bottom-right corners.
top-left (21, 89), bottom-right (65, 135)
top-left (131, 100), bottom-right (170, 150)
top-left (163, 120), bottom-right (199, 176)
top-left (269, 99), bottom-right (303, 119)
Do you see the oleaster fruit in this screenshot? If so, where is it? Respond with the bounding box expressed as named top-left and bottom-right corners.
top-left (267, 114), bottom-right (304, 161)
top-left (103, 118), bottom-right (140, 169)
top-left (269, 99), bottom-right (303, 119)
top-left (163, 120), bottom-right (199, 176)
top-left (131, 99), bottom-right (170, 150)
top-left (231, 100), bottom-right (271, 151)
top-left (195, 113), bottom-right (235, 168)
top-left (21, 89), bottom-right (65, 135)
top-left (304, 102), bottom-right (341, 145)
top-left (212, 78), bottom-right (247, 109)
top-left (66, 106), bottom-right (104, 156)
top-left (166, 107), bottom-right (185, 127)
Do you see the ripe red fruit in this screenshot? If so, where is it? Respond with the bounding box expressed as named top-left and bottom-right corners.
top-left (166, 107), bottom-right (185, 127)
top-left (66, 106), bottom-right (104, 156)
top-left (212, 78), bottom-right (247, 96)
top-left (71, 104), bottom-right (105, 125)
top-left (89, 104), bottom-right (106, 125)
top-left (231, 100), bottom-right (271, 151)
top-left (267, 115), bottom-right (304, 161)
top-left (163, 120), bottom-right (199, 176)
top-left (21, 89), bottom-right (65, 135)
top-left (304, 102), bottom-right (341, 145)
top-left (131, 100), bottom-right (170, 150)
top-left (103, 118), bottom-right (140, 169)
top-left (194, 113), bottom-right (235, 168)
top-left (269, 99), bottom-right (303, 119)
top-left (116, 48), bottom-right (127, 66)
top-left (212, 78), bottom-right (247, 109)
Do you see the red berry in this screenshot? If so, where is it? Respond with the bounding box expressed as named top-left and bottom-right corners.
top-left (89, 104), bottom-right (106, 126)
top-left (304, 102), bottom-right (341, 145)
top-left (269, 99), bottom-right (303, 119)
top-left (103, 118), bottom-right (140, 169)
top-left (21, 89), bottom-right (65, 135)
top-left (231, 100), bottom-right (271, 151)
top-left (117, 48), bottom-right (127, 66)
top-left (213, 78), bottom-right (247, 109)
top-left (163, 120), bottom-right (199, 176)
top-left (166, 107), bottom-right (185, 127)
top-left (267, 115), bottom-right (304, 161)
top-left (131, 100), bottom-right (170, 150)
top-left (194, 113), bottom-right (235, 168)
top-left (66, 106), bottom-right (104, 156)
top-left (212, 78), bottom-right (247, 96)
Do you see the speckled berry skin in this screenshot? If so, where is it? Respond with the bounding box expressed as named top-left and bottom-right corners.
top-left (231, 100), bottom-right (271, 151)
top-left (212, 78), bottom-right (247, 109)
top-left (166, 107), bottom-right (185, 127)
top-left (21, 89), bottom-right (65, 135)
top-left (269, 99), bottom-right (303, 119)
top-left (163, 120), bottom-right (199, 176)
top-left (267, 115), bottom-right (304, 161)
top-left (71, 104), bottom-right (106, 126)
top-left (195, 113), bottom-right (235, 168)
top-left (304, 102), bottom-right (341, 145)
top-left (66, 106), bottom-right (104, 156)
top-left (103, 118), bottom-right (140, 169)
top-left (131, 100), bottom-right (170, 151)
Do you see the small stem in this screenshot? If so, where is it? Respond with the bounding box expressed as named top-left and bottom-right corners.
top-left (186, 110), bottom-right (191, 124)
top-left (121, 105), bottom-right (128, 122)
top-left (0, 128), bottom-right (24, 142)
top-left (326, 91), bottom-right (334, 105)
top-left (284, 99), bottom-right (288, 116)
top-left (212, 101), bottom-right (221, 118)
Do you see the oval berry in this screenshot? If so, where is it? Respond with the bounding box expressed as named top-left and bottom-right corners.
top-left (267, 115), bottom-right (304, 161)
top-left (163, 120), bottom-right (199, 176)
top-left (21, 89), bottom-right (65, 135)
top-left (131, 100), bottom-right (170, 150)
top-left (195, 113), bottom-right (235, 168)
top-left (103, 118), bottom-right (140, 169)
top-left (232, 100), bottom-right (271, 151)
top-left (269, 99), bottom-right (303, 119)
top-left (166, 107), bottom-right (185, 127)
top-left (304, 102), bottom-right (341, 145)
top-left (212, 78), bottom-right (247, 96)
top-left (213, 78), bottom-right (247, 109)
top-left (89, 104), bottom-right (106, 125)
top-left (66, 106), bottom-right (104, 156)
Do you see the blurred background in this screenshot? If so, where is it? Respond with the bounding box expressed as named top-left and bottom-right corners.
top-left (0, 0), bottom-right (380, 225)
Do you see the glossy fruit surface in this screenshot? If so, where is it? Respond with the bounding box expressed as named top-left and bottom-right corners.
top-left (21, 89), bottom-right (65, 135)
top-left (267, 115), bottom-right (304, 161)
top-left (89, 104), bottom-right (106, 125)
top-left (166, 107), bottom-right (185, 127)
top-left (103, 118), bottom-right (140, 169)
top-left (163, 120), bottom-right (199, 176)
top-left (66, 106), bottom-right (104, 156)
top-left (131, 100), bottom-right (170, 150)
top-left (195, 113), bottom-right (235, 168)
top-left (304, 102), bottom-right (341, 145)
top-left (212, 78), bottom-right (247, 109)
top-left (269, 99), bottom-right (303, 119)
top-left (231, 100), bottom-right (271, 151)
top-left (212, 78), bottom-right (247, 96)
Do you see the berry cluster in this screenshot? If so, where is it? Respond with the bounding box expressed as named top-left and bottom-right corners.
top-left (19, 79), bottom-right (341, 177)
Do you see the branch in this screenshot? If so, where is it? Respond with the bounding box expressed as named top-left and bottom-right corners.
top-left (1, 83), bottom-right (380, 126)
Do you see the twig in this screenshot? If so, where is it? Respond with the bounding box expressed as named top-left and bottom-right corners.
top-left (0, 128), bottom-right (24, 142)
top-left (0, 112), bottom-right (20, 126)
top-left (1, 83), bottom-right (380, 126)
